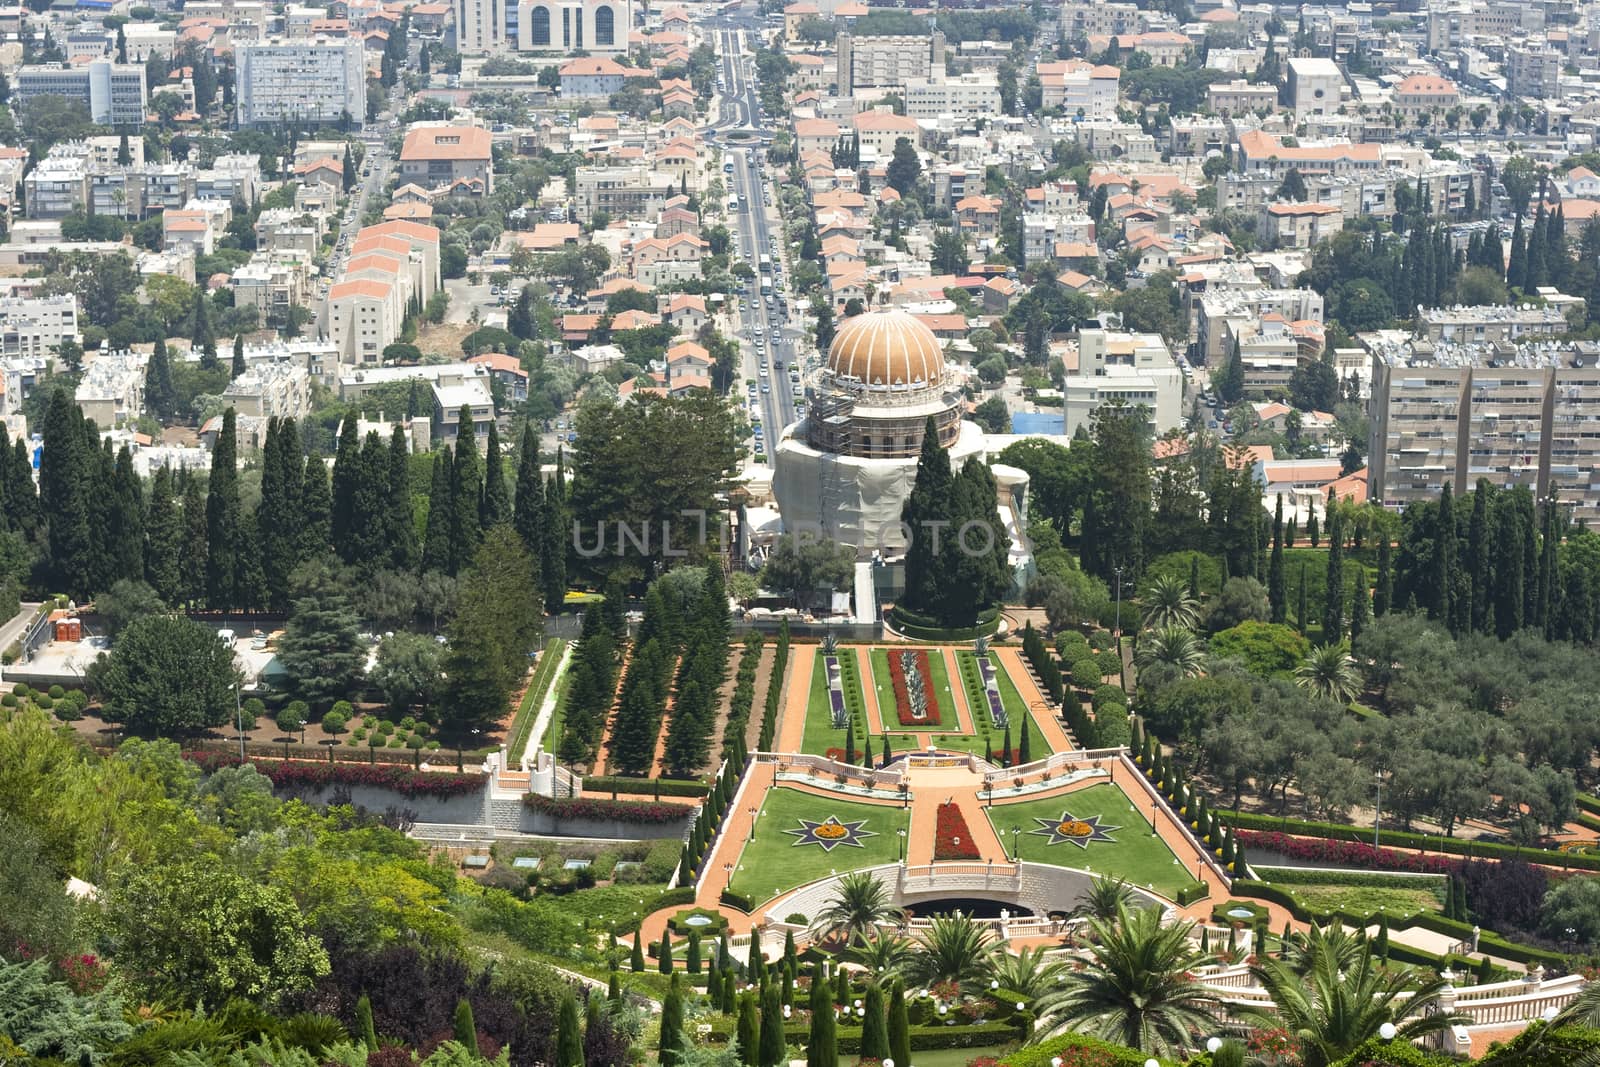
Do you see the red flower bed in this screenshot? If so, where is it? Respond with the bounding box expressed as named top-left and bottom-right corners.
top-left (1236, 830), bottom-right (1459, 875)
top-left (934, 802), bottom-right (981, 860)
top-left (184, 750), bottom-right (484, 799)
top-left (887, 650), bottom-right (942, 727)
top-left (522, 793), bottom-right (688, 824)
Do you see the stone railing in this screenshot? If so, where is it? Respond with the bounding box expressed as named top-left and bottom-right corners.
top-left (899, 861), bottom-right (1023, 896)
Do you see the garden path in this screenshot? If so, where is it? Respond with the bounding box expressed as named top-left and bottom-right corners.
top-left (902, 765), bottom-right (1005, 866)
top-left (773, 644), bottom-right (813, 753)
top-left (854, 646), bottom-right (887, 737)
top-left (990, 646), bottom-right (1075, 752)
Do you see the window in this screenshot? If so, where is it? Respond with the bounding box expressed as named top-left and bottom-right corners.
top-left (594, 3), bottom-right (613, 44)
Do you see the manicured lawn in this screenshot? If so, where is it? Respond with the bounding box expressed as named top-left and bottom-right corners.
top-left (869, 648), bottom-right (960, 731)
top-left (987, 784), bottom-right (1200, 901)
top-left (799, 649), bottom-right (868, 756)
top-left (727, 786), bottom-right (909, 904)
top-left (1271, 883), bottom-right (1442, 919)
top-left (509, 639), bottom-right (566, 763)
top-left (952, 650), bottom-right (1064, 758)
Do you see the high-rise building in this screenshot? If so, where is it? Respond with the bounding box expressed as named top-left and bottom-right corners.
top-left (13, 60), bottom-right (148, 126)
top-left (234, 37), bottom-right (365, 127)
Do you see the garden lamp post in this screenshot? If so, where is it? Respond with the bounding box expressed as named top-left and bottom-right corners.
top-left (1373, 772), bottom-right (1383, 848)
top-left (231, 682), bottom-right (244, 760)
top-left (1010, 826), bottom-right (1020, 863)
top-left (1113, 565), bottom-right (1125, 636)
top-left (897, 828), bottom-right (906, 861)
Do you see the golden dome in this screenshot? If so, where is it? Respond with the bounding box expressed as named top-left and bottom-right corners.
top-left (826, 309), bottom-right (945, 387)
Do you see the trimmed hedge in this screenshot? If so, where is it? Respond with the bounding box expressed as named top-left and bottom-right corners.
top-left (1252, 866), bottom-right (1447, 890)
top-left (1174, 883), bottom-right (1211, 906)
top-left (1001, 1031), bottom-right (1166, 1067)
top-left (583, 775), bottom-right (711, 798)
top-left (1223, 811), bottom-right (1600, 872)
top-left (522, 794), bottom-right (690, 825)
top-left (719, 889), bottom-right (754, 912)
top-left (185, 750), bottom-right (484, 799)
top-left (890, 608), bottom-right (1002, 642)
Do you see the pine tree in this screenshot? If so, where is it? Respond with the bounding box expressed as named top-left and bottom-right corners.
top-left (205, 408), bottom-right (242, 608)
top-left (480, 420), bottom-right (512, 529)
top-left (330, 415), bottom-right (360, 552)
top-left (109, 445), bottom-right (144, 584)
top-left (735, 992), bottom-right (758, 1067)
top-left (422, 448), bottom-right (453, 573)
top-left (1268, 494), bottom-right (1286, 623)
top-left (887, 981), bottom-right (911, 1067)
top-left (1507, 214), bottom-right (1527, 290)
top-left (179, 473), bottom-right (209, 605)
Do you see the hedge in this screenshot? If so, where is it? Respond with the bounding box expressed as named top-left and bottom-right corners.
top-left (185, 751), bottom-right (484, 799)
top-left (1222, 812), bottom-right (1600, 872)
top-left (1174, 883), bottom-right (1211, 906)
top-left (890, 608), bottom-right (1002, 642)
top-left (582, 775), bottom-right (711, 798)
top-left (1001, 1031), bottom-right (1167, 1067)
top-left (719, 889), bottom-right (754, 912)
top-left (522, 794), bottom-right (690, 825)
top-left (1577, 794), bottom-right (1600, 817)
top-left (1251, 866), bottom-right (1448, 890)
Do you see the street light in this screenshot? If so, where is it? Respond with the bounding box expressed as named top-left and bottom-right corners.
top-left (1373, 772), bottom-right (1383, 849)
top-left (231, 682), bottom-right (245, 760)
top-left (1379, 1023), bottom-right (1398, 1041)
top-left (1113, 565), bottom-right (1126, 636)
top-left (1010, 826), bottom-right (1020, 862)
top-left (897, 828), bottom-right (907, 861)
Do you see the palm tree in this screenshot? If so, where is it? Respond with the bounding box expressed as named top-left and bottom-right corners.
top-left (1033, 902), bottom-right (1218, 1056)
top-left (1070, 874), bottom-right (1137, 923)
top-left (847, 930), bottom-right (917, 978)
top-left (810, 871), bottom-right (903, 944)
top-left (1135, 625), bottom-right (1206, 678)
top-left (987, 946), bottom-right (1068, 1001)
top-left (1295, 642), bottom-right (1360, 703)
top-left (1277, 921), bottom-right (1369, 976)
top-left (1141, 574), bottom-right (1201, 630)
top-left (906, 914), bottom-right (998, 989)
top-left (1242, 935), bottom-right (1466, 1067)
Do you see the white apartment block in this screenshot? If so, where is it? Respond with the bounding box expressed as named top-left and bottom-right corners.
top-left (122, 23), bottom-right (177, 62)
top-left (0, 294), bottom-right (79, 362)
top-left (234, 38), bottom-right (365, 127)
top-left (75, 349), bottom-right (147, 428)
top-left (14, 60), bottom-right (148, 126)
top-left (221, 361), bottom-right (312, 418)
top-left (574, 165), bottom-right (677, 222)
top-left (1418, 305), bottom-right (1569, 344)
top-left (1195, 288), bottom-right (1325, 363)
top-left (836, 31), bottom-right (942, 93)
top-left (903, 73), bottom-right (1000, 121)
top-left (1065, 328), bottom-right (1183, 438)
top-left (1038, 61), bottom-right (1119, 119)
top-left (326, 279), bottom-right (404, 366)
top-left (1507, 45), bottom-right (1560, 101)
top-left (1059, 0), bottom-right (1140, 40)
top-left (231, 253), bottom-right (314, 326)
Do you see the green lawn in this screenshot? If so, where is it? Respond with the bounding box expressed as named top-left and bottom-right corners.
top-left (799, 649), bottom-right (869, 756)
top-left (869, 648), bottom-right (960, 731)
top-left (727, 786), bottom-right (909, 904)
top-left (988, 784), bottom-right (1201, 901)
top-left (1272, 883), bottom-right (1442, 919)
top-left (510, 639), bottom-right (568, 763)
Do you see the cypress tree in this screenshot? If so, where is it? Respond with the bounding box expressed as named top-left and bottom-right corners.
top-left (807, 963), bottom-right (836, 1067)
top-left (1527, 203), bottom-right (1549, 289)
top-left (554, 992), bottom-right (583, 1067)
top-left (1507, 214), bottom-right (1526, 289)
top-left (1430, 482), bottom-right (1457, 625)
top-left (542, 447), bottom-right (569, 607)
top-left (608, 970), bottom-right (622, 1005)
top-left (480, 419), bottom-right (512, 529)
top-left (231, 333), bottom-right (246, 379)
top-left (687, 931), bottom-right (702, 974)
top-left (109, 444), bottom-right (144, 583)
top-left (1268, 494), bottom-right (1286, 623)
top-left (449, 412), bottom-right (483, 573)
top-left (205, 408), bottom-right (241, 608)
top-left (1001, 722), bottom-right (1012, 766)
top-left (385, 425), bottom-right (417, 570)
top-left (1349, 563), bottom-right (1369, 643)
top-left (859, 981), bottom-right (889, 1061)
top-left (1188, 555), bottom-right (1201, 600)
top-left (863, 731), bottom-right (874, 767)
top-left (330, 415), bottom-right (360, 551)
top-left (1468, 481), bottom-right (1492, 634)
top-left (844, 718), bottom-right (855, 764)
top-left (735, 992), bottom-right (759, 1067)
top-left (513, 423), bottom-right (545, 577)
top-left (1323, 493), bottom-right (1344, 642)
top-left (631, 930), bottom-right (645, 972)
top-left (179, 473), bottom-right (209, 605)
top-left (1018, 716), bottom-right (1031, 764)
top-left (1492, 496), bottom-right (1524, 638)
top-left (1307, 509), bottom-right (1320, 549)
top-left (452, 1000), bottom-right (478, 1056)
top-left (356, 994), bottom-right (377, 1051)
top-left (299, 451), bottom-right (332, 560)
top-left (660, 975), bottom-right (686, 1067)
top-left (422, 448), bottom-right (453, 573)
top-left (758, 981), bottom-right (786, 1067)
top-left (1297, 563), bottom-right (1308, 633)
top-left (783, 930), bottom-right (797, 976)
top-left (887, 981), bottom-right (911, 1067)
top-left (143, 465), bottom-right (182, 603)
top-left (143, 337), bottom-right (176, 418)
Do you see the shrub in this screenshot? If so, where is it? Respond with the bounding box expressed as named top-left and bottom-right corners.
top-left (322, 709), bottom-right (349, 735)
top-left (12, 683), bottom-right (28, 697)
top-left (1095, 649), bottom-right (1121, 675)
top-left (1093, 710), bottom-right (1130, 748)
top-left (47, 684), bottom-right (65, 699)
top-left (388, 737), bottom-right (405, 748)
top-left (1091, 684), bottom-right (1126, 710)
top-left (1, 694), bottom-right (15, 708)
top-left (1089, 630), bottom-right (1112, 651)
top-left (1070, 658), bottom-right (1102, 689)
top-left (1055, 631), bottom-right (1089, 657)
top-left (54, 702), bottom-right (82, 722)
top-left (185, 750), bottom-right (484, 798)
top-left (352, 727), bottom-right (367, 741)
top-left (399, 715), bottom-right (417, 731)
top-left (244, 697), bottom-right (267, 719)
top-left (276, 705), bottom-right (306, 736)
top-left (523, 794), bottom-right (688, 825)
top-left (330, 700), bottom-right (354, 721)
top-left (34, 694), bottom-right (52, 710)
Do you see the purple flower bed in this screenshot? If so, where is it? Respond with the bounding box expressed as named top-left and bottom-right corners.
top-left (825, 654), bottom-right (847, 727)
top-left (977, 656), bottom-right (1007, 728)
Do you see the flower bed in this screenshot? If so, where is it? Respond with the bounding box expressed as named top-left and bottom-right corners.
top-left (825, 654), bottom-right (848, 728)
top-left (934, 802), bottom-right (981, 860)
top-left (977, 656), bottom-right (1007, 729)
top-left (522, 794), bottom-right (688, 825)
top-left (1236, 830), bottom-right (1457, 874)
top-left (888, 649), bottom-right (942, 727)
top-left (185, 750), bottom-right (483, 799)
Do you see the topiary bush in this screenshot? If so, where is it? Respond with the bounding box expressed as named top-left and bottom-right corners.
top-left (1, 694), bottom-right (16, 708)
top-left (47, 684), bottom-right (65, 700)
top-left (1070, 658), bottom-right (1102, 689)
top-left (1091, 684), bottom-right (1127, 710)
top-left (322, 709), bottom-right (349, 735)
top-left (34, 695), bottom-right (52, 710)
top-left (1096, 649), bottom-right (1122, 675)
top-left (12, 683), bottom-right (28, 698)
top-left (54, 702), bottom-right (81, 722)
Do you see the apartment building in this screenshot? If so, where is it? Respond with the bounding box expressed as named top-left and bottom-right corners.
top-left (573, 165), bottom-right (676, 222)
top-left (902, 73), bottom-right (1000, 121)
top-left (1286, 58), bottom-right (1344, 117)
top-left (1507, 45), bottom-right (1560, 101)
top-left (1066, 327), bottom-right (1183, 438)
top-left (398, 124), bottom-right (494, 195)
top-left (1059, 0), bottom-right (1140, 41)
top-left (221, 361), bottom-right (312, 418)
top-left (1368, 340), bottom-right (1600, 524)
top-left (0, 294), bottom-right (79, 361)
top-left (1234, 130), bottom-right (1381, 177)
top-left (234, 37), bottom-right (365, 126)
top-left (75, 349), bottom-right (147, 427)
top-left (1036, 61), bottom-right (1119, 119)
top-left (1418, 305), bottom-right (1569, 344)
top-left (1195, 288), bottom-right (1325, 363)
top-left (1258, 201), bottom-right (1343, 249)
top-left (231, 253), bottom-right (314, 326)
top-left (1207, 79), bottom-right (1280, 117)
top-left (835, 31), bottom-right (942, 93)
top-left (14, 60), bottom-right (148, 126)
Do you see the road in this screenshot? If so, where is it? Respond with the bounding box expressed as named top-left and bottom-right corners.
top-left (713, 22), bottom-right (803, 466)
top-left (323, 85), bottom-right (403, 288)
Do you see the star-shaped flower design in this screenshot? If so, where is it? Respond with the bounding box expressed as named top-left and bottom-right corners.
top-left (784, 816), bottom-right (877, 852)
top-left (1027, 811), bottom-right (1119, 849)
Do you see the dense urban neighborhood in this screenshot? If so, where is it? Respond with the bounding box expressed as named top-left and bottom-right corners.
top-left (14, 0), bottom-right (1600, 1066)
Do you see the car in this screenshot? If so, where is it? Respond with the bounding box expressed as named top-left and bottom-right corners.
top-left (760, 383), bottom-right (769, 393)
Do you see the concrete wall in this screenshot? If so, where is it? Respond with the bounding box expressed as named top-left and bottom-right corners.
top-left (275, 779), bottom-right (494, 824)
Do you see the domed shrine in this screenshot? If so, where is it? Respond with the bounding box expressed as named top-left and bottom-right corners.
top-left (772, 309), bottom-right (989, 554)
